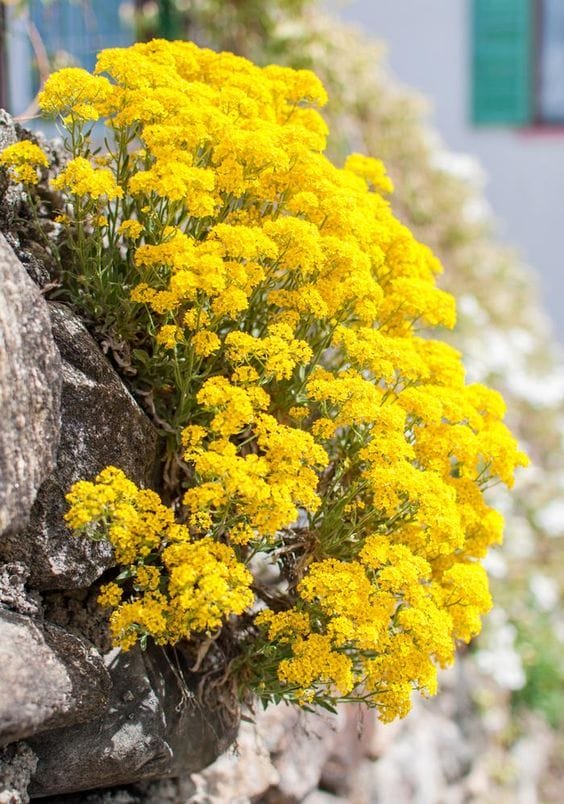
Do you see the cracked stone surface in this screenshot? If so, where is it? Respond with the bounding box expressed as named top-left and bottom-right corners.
top-left (0, 233), bottom-right (61, 541)
top-left (4, 303), bottom-right (160, 590)
top-left (29, 646), bottom-right (238, 798)
top-left (0, 609), bottom-right (111, 747)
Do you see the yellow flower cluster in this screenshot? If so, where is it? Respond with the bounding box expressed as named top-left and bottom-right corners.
top-left (42, 40), bottom-right (527, 718)
top-left (0, 140), bottom-right (48, 185)
top-left (257, 539), bottom-right (492, 717)
top-left (65, 467), bottom-right (253, 650)
top-left (183, 408), bottom-right (328, 538)
top-left (51, 156), bottom-right (123, 200)
top-left (38, 66), bottom-right (112, 122)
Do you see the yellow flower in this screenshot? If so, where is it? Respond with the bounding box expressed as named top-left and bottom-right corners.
top-left (98, 582), bottom-right (123, 608)
top-left (344, 153), bottom-right (394, 194)
top-left (192, 330), bottom-right (221, 357)
top-left (155, 324), bottom-right (183, 350)
top-left (0, 140), bottom-right (48, 185)
top-left (118, 219), bottom-right (144, 239)
top-left (53, 39), bottom-right (528, 718)
top-left (39, 67), bottom-right (112, 120)
top-left (51, 157), bottom-right (122, 200)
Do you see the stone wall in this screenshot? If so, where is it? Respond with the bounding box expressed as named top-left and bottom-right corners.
top-left (0, 112), bottom-right (237, 803)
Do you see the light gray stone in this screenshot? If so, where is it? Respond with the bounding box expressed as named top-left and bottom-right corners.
top-left (0, 742), bottom-right (37, 804)
top-left (0, 563), bottom-right (40, 617)
top-left (190, 714), bottom-right (279, 802)
top-left (0, 609), bottom-right (111, 747)
top-left (264, 707), bottom-right (342, 801)
top-left (0, 112), bottom-right (29, 238)
top-left (0, 233), bottom-right (61, 539)
top-left (0, 110), bottom-right (17, 152)
top-left (3, 303), bottom-right (160, 590)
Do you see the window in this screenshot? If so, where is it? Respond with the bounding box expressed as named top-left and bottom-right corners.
top-left (539, 0), bottom-right (564, 121)
top-left (5, 1), bottom-right (133, 117)
top-left (472, 0), bottom-right (564, 125)
top-left (29, 0), bottom-right (133, 81)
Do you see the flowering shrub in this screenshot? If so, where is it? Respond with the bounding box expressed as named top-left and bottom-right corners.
top-left (0, 140), bottom-right (48, 185)
top-left (7, 40), bottom-right (527, 719)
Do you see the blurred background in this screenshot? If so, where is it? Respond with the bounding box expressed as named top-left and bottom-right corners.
top-left (335, 0), bottom-right (564, 344)
top-left (1, 1), bottom-right (563, 801)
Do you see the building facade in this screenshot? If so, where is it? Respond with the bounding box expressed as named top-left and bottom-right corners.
top-left (337, 0), bottom-right (564, 339)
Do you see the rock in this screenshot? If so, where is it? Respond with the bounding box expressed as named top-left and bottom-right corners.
top-left (302, 793), bottom-right (348, 804)
top-left (0, 110), bottom-right (18, 233)
top-left (319, 706), bottom-right (376, 797)
top-left (0, 233), bottom-right (61, 539)
top-left (0, 110), bottom-right (17, 152)
top-left (511, 714), bottom-right (553, 804)
top-left (37, 776), bottom-right (198, 804)
top-left (1, 110), bottom-right (62, 288)
top-left (190, 715), bottom-right (279, 802)
top-left (0, 112), bottom-right (29, 238)
top-left (0, 742), bottom-right (37, 804)
top-left (346, 695), bottom-right (473, 804)
top-left (29, 645), bottom-right (238, 798)
top-left (43, 586), bottom-right (113, 655)
top-left (191, 704), bottom-right (348, 804)
top-left (0, 563), bottom-right (40, 617)
top-left (0, 609), bottom-right (111, 746)
top-left (3, 303), bottom-right (161, 591)
top-left (262, 706), bottom-right (344, 801)
top-left (40, 792), bottom-right (141, 804)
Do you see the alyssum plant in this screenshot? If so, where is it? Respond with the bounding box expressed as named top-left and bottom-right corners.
top-left (0, 40), bottom-right (527, 720)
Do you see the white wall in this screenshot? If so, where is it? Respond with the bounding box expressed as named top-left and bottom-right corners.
top-left (332, 0), bottom-right (564, 340)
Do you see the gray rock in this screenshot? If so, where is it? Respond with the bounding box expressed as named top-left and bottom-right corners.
top-left (0, 742), bottom-right (37, 804)
top-left (0, 110), bottom-right (17, 152)
top-left (0, 609), bottom-right (111, 746)
top-left (42, 586), bottom-right (113, 656)
top-left (0, 112), bottom-right (62, 289)
top-left (263, 707), bottom-right (341, 802)
top-left (0, 563), bottom-right (40, 617)
top-left (0, 112), bottom-right (28, 237)
top-left (0, 233), bottom-right (61, 539)
top-left (38, 776), bottom-right (198, 804)
top-left (3, 303), bottom-right (160, 590)
top-left (29, 645), bottom-right (238, 798)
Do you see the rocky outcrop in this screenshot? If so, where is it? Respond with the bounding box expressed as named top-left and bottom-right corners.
top-left (0, 235), bottom-right (159, 592)
top-left (0, 147), bottom-right (239, 802)
top-left (12, 302), bottom-right (160, 590)
top-left (0, 610), bottom-right (111, 747)
top-left (0, 743), bottom-right (37, 804)
top-left (29, 646), bottom-right (237, 798)
top-left (0, 232), bottom-right (61, 540)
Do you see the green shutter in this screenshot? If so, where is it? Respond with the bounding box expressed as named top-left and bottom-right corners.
top-left (472, 0), bottom-right (533, 125)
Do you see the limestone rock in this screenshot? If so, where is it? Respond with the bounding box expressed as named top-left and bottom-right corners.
top-left (0, 609), bottom-right (111, 747)
top-left (0, 563), bottom-right (40, 618)
top-left (190, 704), bottom-right (349, 804)
top-left (0, 110), bottom-right (17, 152)
top-left (259, 706), bottom-right (344, 802)
top-left (29, 645), bottom-right (238, 798)
top-left (3, 303), bottom-right (160, 590)
top-left (0, 233), bottom-right (61, 539)
top-left (190, 716), bottom-right (280, 801)
top-left (0, 742), bottom-right (37, 804)
top-left (0, 111), bottom-right (20, 236)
